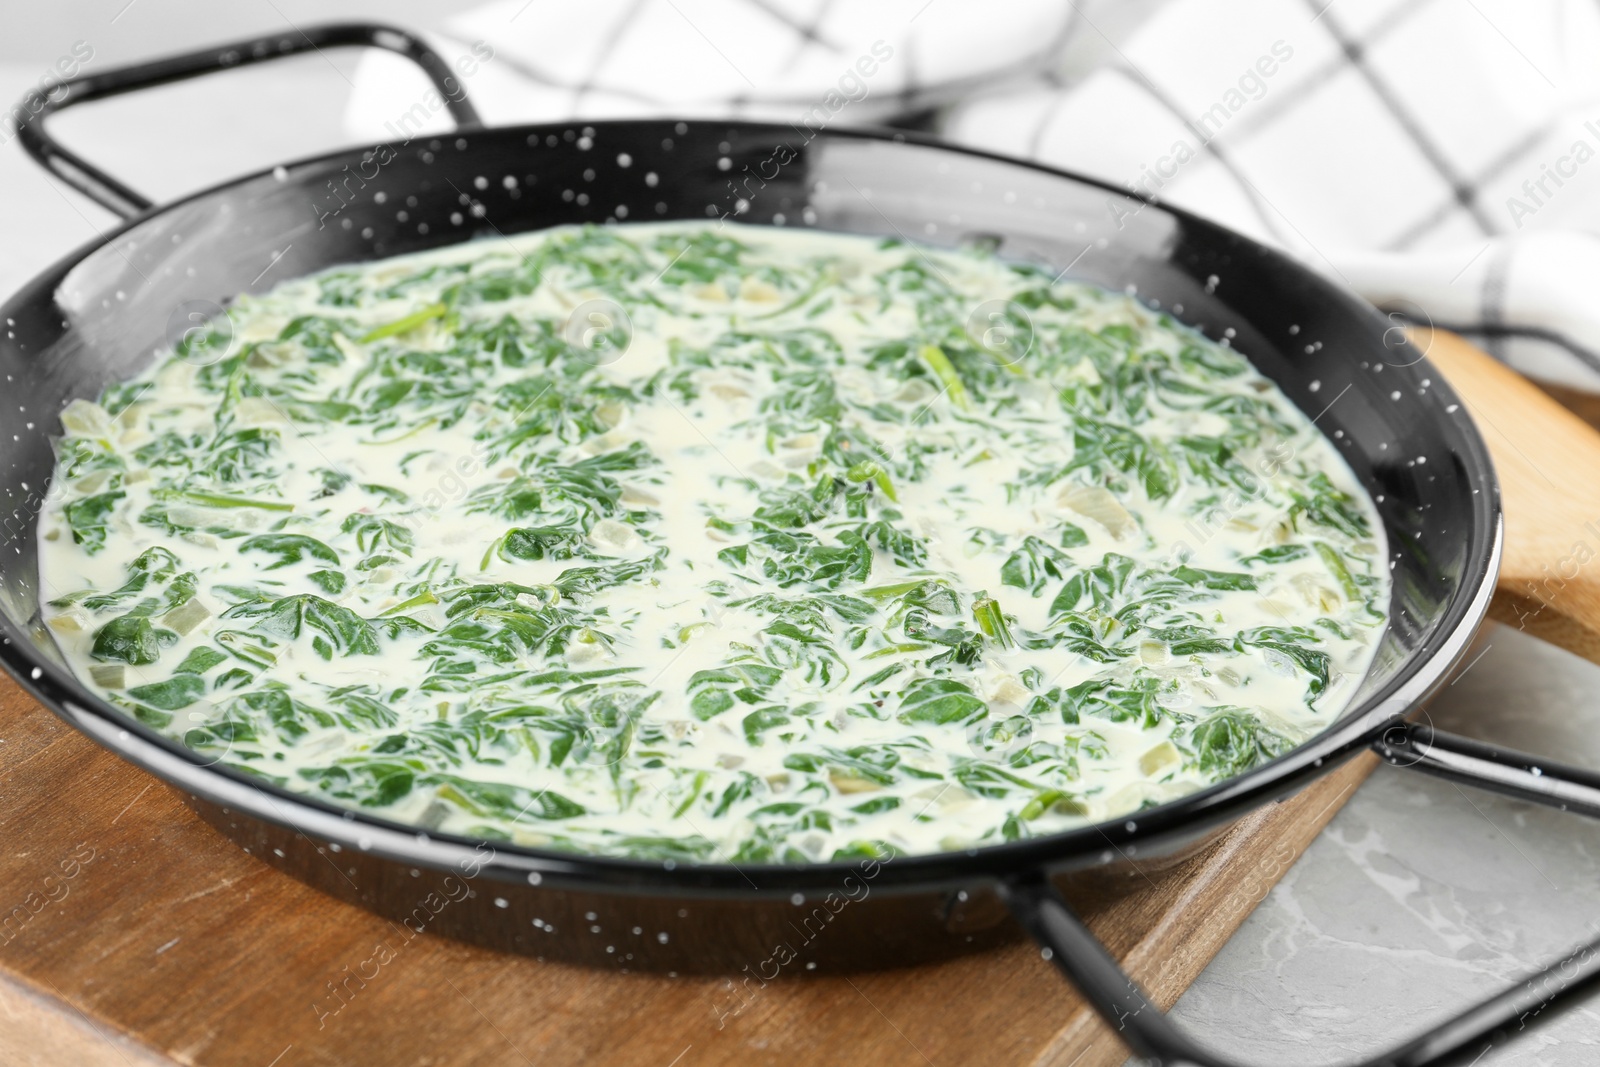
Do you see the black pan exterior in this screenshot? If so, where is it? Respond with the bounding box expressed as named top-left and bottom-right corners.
top-left (0, 121), bottom-right (1499, 972)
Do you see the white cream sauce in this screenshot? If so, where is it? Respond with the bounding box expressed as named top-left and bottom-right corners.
top-left (37, 221), bottom-right (1388, 862)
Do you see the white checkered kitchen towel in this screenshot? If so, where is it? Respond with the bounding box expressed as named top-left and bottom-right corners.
top-left (346, 0), bottom-right (1600, 388)
top-left (346, 0), bottom-right (1079, 127)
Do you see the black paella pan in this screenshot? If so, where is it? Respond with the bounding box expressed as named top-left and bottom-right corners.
top-left (7, 22), bottom-right (1600, 1067)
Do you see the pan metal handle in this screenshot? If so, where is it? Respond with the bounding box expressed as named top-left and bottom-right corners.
top-left (12, 22), bottom-right (482, 219)
top-left (1372, 720), bottom-right (1600, 816)
top-left (1003, 724), bottom-right (1600, 1067)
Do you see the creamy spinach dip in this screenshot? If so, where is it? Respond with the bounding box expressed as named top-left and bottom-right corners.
top-left (37, 221), bottom-right (1387, 862)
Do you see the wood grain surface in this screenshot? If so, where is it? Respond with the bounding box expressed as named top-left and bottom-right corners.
top-left (3, 330), bottom-right (1569, 1067)
top-left (1422, 330), bottom-right (1600, 666)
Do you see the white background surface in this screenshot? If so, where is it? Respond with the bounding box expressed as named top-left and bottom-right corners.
top-left (0, 5), bottom-right (1598, 1064)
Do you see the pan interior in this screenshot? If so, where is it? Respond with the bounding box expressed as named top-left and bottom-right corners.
top-left (0, 121), bottom-right (1495, 875)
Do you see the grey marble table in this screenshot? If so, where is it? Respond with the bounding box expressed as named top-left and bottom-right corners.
top-left (0, 27), bottom-right (1596, 1065)
top-left (1165, 625), bottom-right (1600, 1066)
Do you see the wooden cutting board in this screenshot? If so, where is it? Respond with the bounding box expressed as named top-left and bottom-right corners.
top-left (0, 331), bottom-right (1591, 1067)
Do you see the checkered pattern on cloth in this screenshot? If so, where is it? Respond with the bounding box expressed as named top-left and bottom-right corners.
top-left (347, 0), bottom-right (1075, 127)
top-left (346, 0), bottom-right (1600, 387)
top-left (943, 0), bottom-right (1600, 388)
